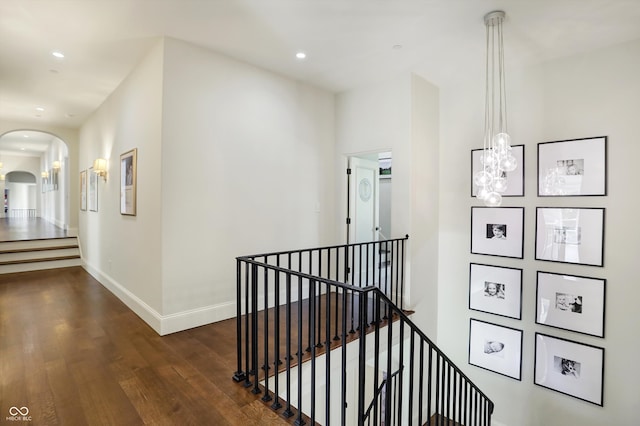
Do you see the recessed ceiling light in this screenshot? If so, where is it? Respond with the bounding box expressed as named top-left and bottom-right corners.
top-left (52, 51), bottom-right (65, 59)
top-left (392, 44), bottom-right (403, 50)
top-left (23, 134), bottom-right (29, 138)
top-left (296, 52), bottom-right (307, 60)
top-left (49, 69), bottom-right (59, 74)
top-left (21, 148), bottom-right (26, 150)
top-left (35, 107), bottom-right (45, 112)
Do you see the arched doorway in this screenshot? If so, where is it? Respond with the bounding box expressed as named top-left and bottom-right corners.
top-left (0, 130), bottom-right (71, 239)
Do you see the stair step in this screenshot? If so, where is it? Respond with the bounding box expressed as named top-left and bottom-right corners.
top-left (0, 248), bottom-right (80, 263)
top-left (0, 254), bottom-right (81, 266)
top-left (0, 257), bottom-right (82, 274)
top-left (0, 244), bottom-right (79, 254)
top-left (0, 237), bottom-right (78, 251)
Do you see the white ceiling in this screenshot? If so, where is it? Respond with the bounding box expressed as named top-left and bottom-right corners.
top-left (1, 0), bottom-right (640, 156)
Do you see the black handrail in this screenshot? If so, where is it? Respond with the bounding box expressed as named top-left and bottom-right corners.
top-left (233, 236), bottom-right (493, 425)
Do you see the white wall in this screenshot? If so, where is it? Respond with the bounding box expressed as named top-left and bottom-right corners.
top-left (336, 73), bottom-right (440, 338)
top-left (78, 37), bottom-right (336, 334)
top-left (79, 40), bottom-right (165, 328)
top-left (437, 39), bottom-right (640, 426)
top-left (159, 38), bottom-right (336, 332)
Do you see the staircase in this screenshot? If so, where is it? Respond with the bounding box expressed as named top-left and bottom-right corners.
top-left (233, 237), bottom-right (494, 425)
top-left (0, 237), bottom-right (82, 274)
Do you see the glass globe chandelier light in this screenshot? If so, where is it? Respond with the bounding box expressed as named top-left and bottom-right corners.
top-left (474, 11), bottom-right (517, 207)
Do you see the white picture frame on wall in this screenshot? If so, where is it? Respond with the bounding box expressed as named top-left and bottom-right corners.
top-left (472, 145), bottom-right (524, 197)
top-left (534, 333), bottom-right (605, 406)
top-left (469, 263), bottom-right (523, 320)
top-left (471, 207), bottom-right (524, 259)
top-left (469, 319), bottom-right (523, 381)
top-left (536, 271), bottom-right (606, 338)
top-left (535, 207), bottom-right (605, 266)
top-left (88, 167), bottom-right (98, 212)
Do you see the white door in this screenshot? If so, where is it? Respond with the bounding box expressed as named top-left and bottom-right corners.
top-left (349, 156), bottom-right (380, 244)
top-left (348, 156), bottom-right (380, 286)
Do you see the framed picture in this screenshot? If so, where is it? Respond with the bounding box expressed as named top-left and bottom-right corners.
top-left (88, 167), bottom-right (98, 212)
top-left (120, 148), bottom-right (137, 216)
top-left (536, 271), bottom-right (606, 338)
top-left (469, 319), bottom-right (523, 380)
top-left (534, 333), bottom-right (604, 406)
top-left (538, 136), bottom-right (607, 196)
top-left (469, 263), bottom-right (522, 319)
top-left (535, 207), bottom-right (605, 266)
top-left (379, 155), bottom-right (392, 179)
top-left (80, 170), bottom-right (87, 211)
top-left (471, 145), bottom-right (524, 197)
top-left (52, 168), bottom-right (59, 191)
top-left (471, 207), bottom-right (524, 259)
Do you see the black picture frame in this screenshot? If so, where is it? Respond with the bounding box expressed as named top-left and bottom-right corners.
top-left (469, 319), bottom-right (523, 380)
top-left (471, 207), bottom-right (524, 259)
top-left (538, 136), bottom-right (607, 196)
top-left (535, 271), bottom-right (606, 338)
top-left (469, 263), bottom-right (523, 320)
top-left (534, 332), bottom-right (605, 406)
top-left (471, 144), bottom-right (525, 197)
top-left (535, 207), bottom-right (605, 267)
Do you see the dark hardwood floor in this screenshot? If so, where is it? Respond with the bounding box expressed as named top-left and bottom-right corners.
top-left (0, 267), bottom-right (290, 425)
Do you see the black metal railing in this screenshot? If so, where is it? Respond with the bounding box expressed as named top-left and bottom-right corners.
top-left (233, 237), bottom-right (493, 425)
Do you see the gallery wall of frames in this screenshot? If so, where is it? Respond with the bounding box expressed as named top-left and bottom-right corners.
top-left (79, 148), bottom-right (138, 216)
top-left (469, 136), bottom-right (607, 406)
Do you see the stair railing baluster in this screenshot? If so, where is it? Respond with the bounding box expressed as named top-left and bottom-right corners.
top-left (316, 250), bottom-right (323, 349)
top-left (251, 263), bottom-right (260, 395)
top-left (271, 261), bottom-right (282, 410)
top-left (309, 279), bottom-right (316, 425)
top-left (372, 290), bottom-right (381, 426)
top-left (262, 262), bottom-right (272, 402)
top-left (341, 287), bottom-right (348, 426)
top-left (283, 270), bottom-right (294, 418)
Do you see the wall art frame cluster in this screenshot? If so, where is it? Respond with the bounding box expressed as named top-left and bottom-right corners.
top-left (468, 135), bottom-right (607, 407)
top-left (79, 148), bottom-right (138, 216)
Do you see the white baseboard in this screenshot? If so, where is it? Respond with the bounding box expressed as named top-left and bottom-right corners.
top-left (81, 261), bottom-right (236, 336)
top-left (160, 301), bottom-right (236, 335)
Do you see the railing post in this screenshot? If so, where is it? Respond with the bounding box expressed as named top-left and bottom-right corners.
top-left (233, 259), bottom-right (246, 382)
top-left (356, 289), bottom-right (368, 426)
top-left (251, 264), bottom-right (260, 395)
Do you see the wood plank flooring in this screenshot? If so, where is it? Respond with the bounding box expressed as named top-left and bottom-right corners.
top-left (0, 217), bottom-right (67, 241)
top-left (0, 267), bottom-right (291, 425)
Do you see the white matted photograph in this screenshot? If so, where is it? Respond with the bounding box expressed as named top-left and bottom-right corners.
top-left (471, 207), bottom-right (524, 259)
top-left (89, 167), bottom-right (98, 212)
top-left (538, 136), bottom-right (607, 196)
top-left (469, 263), bottom-right (522, 319)
top-left (120, 148), bottom-right (137, 216)
top-left (536, 271), bottom-right (606, 337)
top-left (534, 333), bottom-right (604, 406)
top-left (471, 145), bottom-right (525, 197)
top-left (535, 207), bottom-right (604, 266)
top-left (80, 170), bottom-right (87, 211)
top-left (469, 319), bottom-right (523, 380)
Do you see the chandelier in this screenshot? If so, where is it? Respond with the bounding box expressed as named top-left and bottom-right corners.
top-left (474, 11), bottom-right (517, 207)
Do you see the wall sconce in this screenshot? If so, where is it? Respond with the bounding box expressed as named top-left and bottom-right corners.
top-left (52, 160), bottom-right (61, 171)
top-left (93, 158), bottom-right (107, 181)
top-left (0, 162), bottom-right (3, 170)
top-left (0, 174), bottom-right (4, 181)
top-left (41, 171), bottom-right (49, 179)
